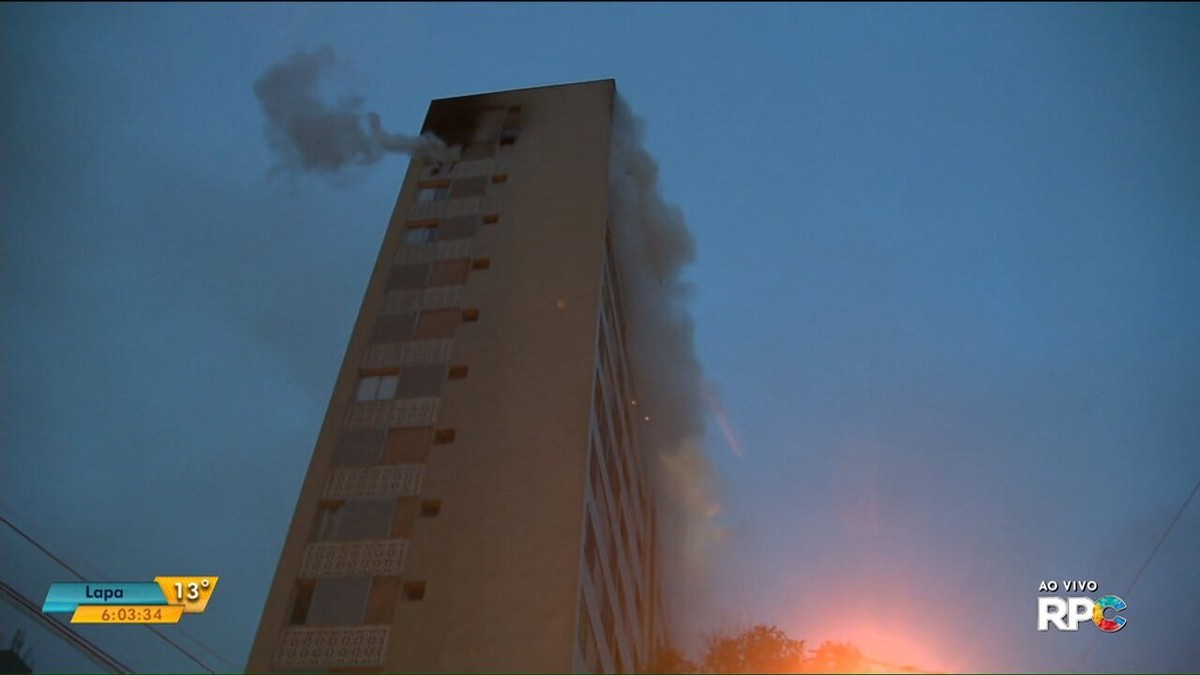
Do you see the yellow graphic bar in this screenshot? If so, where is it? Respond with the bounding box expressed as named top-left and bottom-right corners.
top-left (71, 605), bottom-right (184, 624)
top-left (154, 576), bottom-right (219, 613)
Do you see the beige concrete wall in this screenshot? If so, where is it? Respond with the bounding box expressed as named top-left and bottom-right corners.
top-left (248, 80), bottom-right (616, 673)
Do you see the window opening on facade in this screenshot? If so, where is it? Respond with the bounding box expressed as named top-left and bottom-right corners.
top-left (357, 375), bottom-right (399, 401)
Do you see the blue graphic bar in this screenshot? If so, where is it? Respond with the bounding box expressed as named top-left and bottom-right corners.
top-left (42, 583), bottom-right (168, 613)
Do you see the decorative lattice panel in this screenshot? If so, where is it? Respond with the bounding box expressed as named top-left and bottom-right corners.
top-left (382, 289), bottom-right (423, 315)
top-left (298, 539), bottom-right (409, 578)
top-left (276, 626), bottom-right (389, 668)
top-left (394, 244), bottom-right (436, 266)
top-left (482, 196), bottom-right (505, 214)
top-left (344, 397), bottom-right (438, 431)
top-left (452, 158), bottom-right (495, 177)
top-left (421, 286), bottom-right (464, 310)
top-left (325, 464), bottom-right (424, 499)
top-left (433, 238), bottom-right (479, 261)
top-left (409, 200), bottom-right (446, 220)
top-left (362, 339), bottom-right (454, 369)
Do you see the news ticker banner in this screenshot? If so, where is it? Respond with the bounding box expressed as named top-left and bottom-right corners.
top-left (42, 576), bottom-right (219, 624)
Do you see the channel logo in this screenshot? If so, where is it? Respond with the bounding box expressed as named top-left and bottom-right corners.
top-left (1036, 580), bottom-right (1126, 633)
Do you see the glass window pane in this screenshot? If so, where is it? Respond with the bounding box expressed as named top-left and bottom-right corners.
top-left (377, 375), bottom-right (398, 400)
top-left (356, 377), bottom-right (378, 401)
top-left (332, 430), bottom-right (386, 467)
top-left (371, 312), bottom-right (417, 344)
top-left (402, 226), bottom-right (434, 244)
top-left (395, 366), bottom-right (446, 398)
top-left (332, 499), bottom-right (396, 541)
top-left (387, 264), bottom-right (430, 291)
top-left (308, 578), bottom-right (371, 625)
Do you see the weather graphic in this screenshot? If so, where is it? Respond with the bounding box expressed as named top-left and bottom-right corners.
top-left (41, 577), bottom-right (219, 625)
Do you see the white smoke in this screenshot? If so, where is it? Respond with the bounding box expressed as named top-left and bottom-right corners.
top-left (608, 95), bottom-right (724, 645)
top-left (253, 47), bottom-right (457, 177)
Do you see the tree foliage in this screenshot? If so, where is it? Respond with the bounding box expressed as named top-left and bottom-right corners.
top-left (641, 646), bottom-right (699, 674)
top-left (701, 624), bottom-right (806, 673)
top-left (643, 625), bottom-right (865, 674)
top-left (804, 640), bottom-right (865, 673)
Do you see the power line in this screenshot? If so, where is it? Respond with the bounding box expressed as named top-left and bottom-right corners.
top-left (1077, 479), bottom-right (1200, 670)
top-left (0, 513), bottom-right (218, 673)
top-left (0, 579), bottom-right (133, 674)
top-left (1119, 479), bottom-right (1200, 600)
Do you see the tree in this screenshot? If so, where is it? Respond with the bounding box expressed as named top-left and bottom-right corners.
top-left (642, 646), bottom-right (699, 674)
top-left (803, 640), bottom-right (865, 674)
top-left (700, 624), bottom-right (805, 674)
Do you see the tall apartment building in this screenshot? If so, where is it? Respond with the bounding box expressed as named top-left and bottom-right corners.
top-left (247, 80), bottom-right (668, 673)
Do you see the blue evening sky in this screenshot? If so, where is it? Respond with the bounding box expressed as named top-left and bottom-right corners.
top-left (2, 4), bottom-right (1198, 672)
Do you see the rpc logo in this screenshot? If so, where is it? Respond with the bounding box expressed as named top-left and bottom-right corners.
top-left (1036, 580), bottom-right (1126, 633)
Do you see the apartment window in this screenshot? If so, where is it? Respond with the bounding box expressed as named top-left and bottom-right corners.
top-left (577, 603), bottom-right (593, 653)
top-left (500, 107), bottom-right (521, 146)
top-left (310, 500), bottom-right (344, 542)
top-left (394, 365), bottom-right (447, 398)
top-left (329, 499), bottom-right (396, 542)
top-left (356, 375), bottom-right (399, 401)
top-left (450, 176), bottom-right (487, 199)
top-left (414, 308), bottom-right (460, 339)
top-left (585, 517), bottom-right (599, 579)
top-left (601, 600), bottom-right (614, 646)
top-left (390, 496), bottom-right (419, 538)
top-left (403, 220), bottom-right (436, 243)
top-left (383, 427), bottom-right (432, 464)
top-left (307, 577), bottom-right (371, 625)
top-left (437, 215), bottom-right (477, 241)
top-left (387, 263), bottom-right (430, 291)
top-left (428, 259), bottom-right (470, 287)
top-left (371, 313), bottom-right (417, 344)
top-left (461, 142), bottom-right (495, 161)
top-left (416, 182), bottom-right (451, 202)
top-left (288, 581), bottom-right (315, 625)
top-left (331, 430), bottom-right (386, 467)
top-left (364, 577), bottom-right (403, 625)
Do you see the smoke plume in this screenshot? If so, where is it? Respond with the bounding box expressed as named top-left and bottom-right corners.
top-left (253, 47), bottom-right (456, 176)
top-left (608, 95), bottom-right (724, 644)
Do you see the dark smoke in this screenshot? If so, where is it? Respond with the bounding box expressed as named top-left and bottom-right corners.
top-left (253, 47), bottom-right (456, 176)
top-left (608, 95), bottom-right (723, 644)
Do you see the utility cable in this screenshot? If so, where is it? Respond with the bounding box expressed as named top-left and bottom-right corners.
top-left (0, 512), bottom-right (218, 673)
top-left (1077, 479), bottom-right (1200, 670)
top-left (0, 579), bottom-right (133, 674)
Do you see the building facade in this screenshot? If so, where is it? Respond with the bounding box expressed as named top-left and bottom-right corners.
top-left (247, 80), bottom-right (667, 673)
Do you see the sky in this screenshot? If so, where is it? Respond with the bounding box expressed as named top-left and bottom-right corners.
top-left (2, 3), bottom-right (1199, 673)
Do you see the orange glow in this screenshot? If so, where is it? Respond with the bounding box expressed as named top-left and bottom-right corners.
top-left (799, 617), bottom-right (964, 674)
